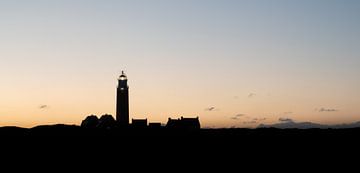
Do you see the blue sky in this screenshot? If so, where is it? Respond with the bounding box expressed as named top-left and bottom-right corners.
top-left (0, 0), bottom-right (360, 127)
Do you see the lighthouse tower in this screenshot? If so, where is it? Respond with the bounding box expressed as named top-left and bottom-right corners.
top-left (116, 71), bottom-right (129, 126)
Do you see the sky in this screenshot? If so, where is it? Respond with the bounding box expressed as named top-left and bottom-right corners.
top-left (0, 0), bottom-right (360, 128)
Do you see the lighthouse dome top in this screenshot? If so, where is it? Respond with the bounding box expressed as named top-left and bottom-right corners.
top-left (119, 71), bottom-right (127, 80)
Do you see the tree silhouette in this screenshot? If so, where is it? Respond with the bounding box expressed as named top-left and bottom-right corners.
top-left (81, 115), bottom-right (99, 129)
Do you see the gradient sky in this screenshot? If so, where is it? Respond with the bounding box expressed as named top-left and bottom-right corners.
top-left (1, 0), bottom-right (360, 128)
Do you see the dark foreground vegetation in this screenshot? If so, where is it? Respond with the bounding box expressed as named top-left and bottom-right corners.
top-left (1, 124), bottom-right (359, 147)
top-left (0, 125), bottom-right (358, 169)
top-left (2, 124), bottom-right (360, 138)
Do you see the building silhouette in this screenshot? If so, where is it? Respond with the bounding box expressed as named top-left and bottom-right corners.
top-left (166, 117), bottom-right (201, 129)
top-left (149, 123), bottom-right (162, 129)
top-left (82, 72), bottom-right (201, 130)
top-left (116, 71), bottom-right (129, 126)
top-left (132, 119), bottom-right (148, 128)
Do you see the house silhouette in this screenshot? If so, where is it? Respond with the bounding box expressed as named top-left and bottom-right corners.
top-left (166, 117), bottom-right (201, 130)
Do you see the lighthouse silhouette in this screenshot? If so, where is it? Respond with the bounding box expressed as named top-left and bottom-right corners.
top-left (116, 71), bottom-right (129, 126)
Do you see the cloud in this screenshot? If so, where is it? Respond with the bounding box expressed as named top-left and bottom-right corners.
top-left (254, 118), bottom-right (267, 121)
top-left (258, 121), bottom-right (360, 129)
top-left (230, 114), bottom-right (246, 120)
top-left (235, 114), bottom-right (245, 117)
top-left (319, 108), bottom-right (338, 112)
top-left (243, 121), bottom-right (257, 124)
top-left (279, 118), bottom-right (294, 123)
top-left (39, 105), bottom-right (49, 109)
top-left (248, 93), bottom-right (256, 98)
top-left (241, 117), bottom-right (266, 124)
top-left (205, 107), bottom-right (216, 111)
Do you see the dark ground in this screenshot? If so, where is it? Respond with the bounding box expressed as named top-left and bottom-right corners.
top-left (0, 125), bottom-right (358, 170)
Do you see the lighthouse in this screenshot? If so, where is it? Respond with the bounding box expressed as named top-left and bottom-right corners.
top-left (116, 71), bottom-right (129, 126)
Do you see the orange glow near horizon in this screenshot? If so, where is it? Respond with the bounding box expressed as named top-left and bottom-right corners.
top-left (0, 72), bottom-right (359, 128)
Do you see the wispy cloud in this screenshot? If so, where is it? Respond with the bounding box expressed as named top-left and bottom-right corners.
top-left (242, 117), bottom-right (266, 124)
top-left (248, 93), bottom-right (256, 98)
top-left (243, 120), bottom-right (258, 124)
top-left (236, 114), bottom-right (245, 117)
top-left (319, 108), bottom-right (338, 112)
top-left (39, 105), bottom-right (49, 109)
top-left (259, 121), bottom-right (360, 129)
top-left (205, 107), bottom-right (216, 111)
top-left (230, 114), bottom-right (246, 120)
top-left (254, 118), bottom-right (266, 121)
top-left (279, 118), bottom-right (293, 123)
